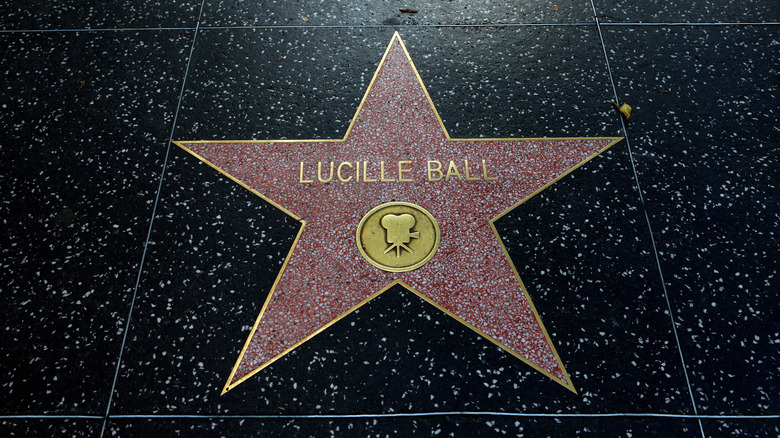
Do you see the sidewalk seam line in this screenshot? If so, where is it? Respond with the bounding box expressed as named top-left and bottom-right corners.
top-left (97, 1), bottom-right (207, 436)
top-left (588, 1), bottom-right (706, 437)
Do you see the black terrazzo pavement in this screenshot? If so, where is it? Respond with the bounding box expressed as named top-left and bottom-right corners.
top-left (0, 31), bottom-right (191, 414)
top-left (602, 26), bottom-right (779, 416)
top-left (1, 1), bottom-right (778, 437)
top-left (198, 0), bottom-right (595, 27)
top-left (106, 416), bottom-right (703, 437)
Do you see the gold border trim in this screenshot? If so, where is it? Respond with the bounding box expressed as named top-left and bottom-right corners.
top-left (174, 32), bottom-right (623, 396)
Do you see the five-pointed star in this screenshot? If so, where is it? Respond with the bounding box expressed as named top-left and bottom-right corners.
top-left (175, 33), bottom-right (621, 394)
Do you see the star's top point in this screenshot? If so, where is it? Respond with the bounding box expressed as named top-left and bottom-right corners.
top-left (343, 33), bottom-right (451, 146)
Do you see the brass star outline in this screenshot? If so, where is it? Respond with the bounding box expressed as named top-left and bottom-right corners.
top-left (175, 33), bottom-right (622, 395)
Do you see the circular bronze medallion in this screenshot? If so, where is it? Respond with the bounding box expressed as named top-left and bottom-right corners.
top-left (356, 202), bottom-right (440, 272)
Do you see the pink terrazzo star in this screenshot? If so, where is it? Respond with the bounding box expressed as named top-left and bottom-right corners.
top-left (175, 33), bottom-right (621, 394)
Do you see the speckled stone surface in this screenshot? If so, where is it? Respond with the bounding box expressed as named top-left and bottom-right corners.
top-left (701, 419), bottom-right (780, 437)
top-left (112, 281), bottom-right (692, 415)
top-left (172, 27), bottom-right (619, 141)
top-left (0, 31), bottom-right (191, 414)
top-left (200, 0), bottom-right (594, 27)
top-left (602, 25), bottom-right (780, 415)
top-left (107, 416), bottom-right (702, 436)
top-left (594, 0), bottom-right (780, 23)
top-left (1, 1), bottom-right (779, 437)
top-left (0, 1), bottom-right (202, 30)
top-left (0, 419), bottom-right (100, 437)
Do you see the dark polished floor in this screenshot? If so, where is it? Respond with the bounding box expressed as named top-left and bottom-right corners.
top-left (1, 1), bottom-right (778, 437)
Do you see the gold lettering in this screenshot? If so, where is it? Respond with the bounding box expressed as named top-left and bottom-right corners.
top-left (398, 160), bottom-right (413, 182)
top-left (355, 161), bottom-right (360, 181)
top-left (380, 161), bottom-right (395, 182)
top-left (337, 162), bottom-right (353, 182)
top-left (363, 161), bottom-right (377, 182)
top-left (445, 161), bottom-right (462, 181)
top-left (482, 159), bottom-right (498, 181)
top-left (317, 162), bottom-right (334, 183)
top-left (464, 159), bottom-right (481, 181)
top-left (299, 162), bottom-right (313, 183)
top-left (427, 160), bottom-right (443, 181)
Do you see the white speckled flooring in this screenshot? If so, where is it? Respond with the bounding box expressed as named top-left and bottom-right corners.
top-left (1, 1), bottom-right (778, 437)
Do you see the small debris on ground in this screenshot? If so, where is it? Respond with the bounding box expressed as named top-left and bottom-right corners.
top-left (400, 8), bottom-right (418, 13)
top-left (659, 89), bottom-right (671, 93)
top-left (610, 101), bottom-right (632, 120)
top-left (301, 15), bottom-right (309, 22)
top-left (54, 207), bottom-right (75, 227)
top-left (553, 6), bottom-right (559, 12)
